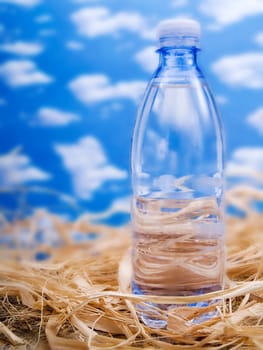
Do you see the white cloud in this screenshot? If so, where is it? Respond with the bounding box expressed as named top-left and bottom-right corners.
top-left (68, 74), bottom-right (146, 105)
top-left (0, 148), bottom-right (50, 188)
top-left (0, 41), bottom-right (43, 56)
top-left (71, 6), bottom-right (154, 39)
top-left (226, 147), bottom-right (263, 178)
top-left (254, 32), bottom-right (263, 46)
top-left (0, 0), bottom-right (41, 7)
top-left (36, 107), bottom-right (80, 126)
top-left (135, 46), bottom-right (158, 73)
top-left (212, 53), bottom-right (263, 89)
top-left (0, 60), bottom-right (53, 87)
top-left (246, 108), bottom-right (263, 135)
top-left (100, 102), bottom-right (123, 118)
top-left (199, 0), bottom-right (263, 29)
top-left (109, 196), bottom-right (130, 213)
top-left (35, 14), bottom-right (52, 23)
top-left (54, 136), bottom-right (127, 200)
top-left (66, 41), bottom-right (84, 51)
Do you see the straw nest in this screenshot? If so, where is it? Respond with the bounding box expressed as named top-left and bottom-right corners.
top-left (0, 185), bottom-right (262, 350)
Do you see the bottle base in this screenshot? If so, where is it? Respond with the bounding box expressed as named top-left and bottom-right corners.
top-left (136, 302), bottom-right (219, 329)
top-left (132, 282), bottom-right (221, 329)
top-left (140, 311), bottom-right (168, 329)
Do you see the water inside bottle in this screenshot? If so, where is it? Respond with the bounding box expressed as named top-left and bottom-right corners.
top-left (131, 196), bottom-right (225, 328)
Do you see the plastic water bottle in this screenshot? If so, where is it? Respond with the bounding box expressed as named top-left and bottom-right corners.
top-left (131, 18), bottom-right (225, 328)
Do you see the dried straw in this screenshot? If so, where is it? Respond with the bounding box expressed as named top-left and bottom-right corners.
top-left (0, 185), bottom-right (262, 349)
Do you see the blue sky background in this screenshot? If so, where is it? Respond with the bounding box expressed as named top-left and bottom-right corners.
top-left (0, 0), bottom-right (263, 224)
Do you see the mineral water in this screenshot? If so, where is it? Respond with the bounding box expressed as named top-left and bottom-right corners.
top-left (132, 196), bottom-right (224, 296)
top-left (131, 18), bottom-right (225, 328)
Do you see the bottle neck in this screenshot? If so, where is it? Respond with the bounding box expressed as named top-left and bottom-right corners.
top-left (158, 47), bottom-right (198, 68)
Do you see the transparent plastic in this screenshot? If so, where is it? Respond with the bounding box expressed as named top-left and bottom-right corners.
top-left (131, 35), bottom-right (225, 328)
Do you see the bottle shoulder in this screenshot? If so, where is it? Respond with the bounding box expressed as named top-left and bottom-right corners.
top-left (132, 67), bottom-right (224, 174)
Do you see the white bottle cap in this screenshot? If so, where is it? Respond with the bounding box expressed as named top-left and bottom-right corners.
top-left (157, 18), bottom-right (201, 49)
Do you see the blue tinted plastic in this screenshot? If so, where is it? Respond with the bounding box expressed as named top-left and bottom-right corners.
top-left (131, 44), bottom-right (225, 328)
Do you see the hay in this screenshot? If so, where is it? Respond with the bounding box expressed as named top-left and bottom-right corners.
top-left (0, 185), bottom-right (262, 349)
